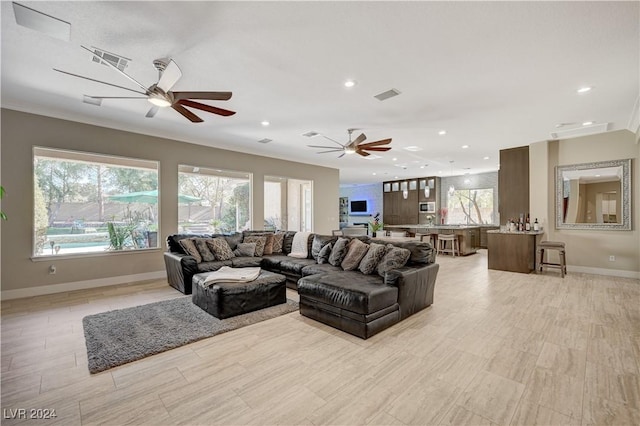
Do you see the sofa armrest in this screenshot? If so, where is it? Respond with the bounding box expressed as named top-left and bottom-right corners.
top-left (385, 263), bottom-right (439, 320)
top-left (163, 252), bottom-right (198, 294)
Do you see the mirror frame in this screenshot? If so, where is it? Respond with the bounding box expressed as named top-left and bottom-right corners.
top-left (555, 158), bottom-right (632, 230)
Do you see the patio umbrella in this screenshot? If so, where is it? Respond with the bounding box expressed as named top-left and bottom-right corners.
top-left (107, 190), bottom-right (201, 204)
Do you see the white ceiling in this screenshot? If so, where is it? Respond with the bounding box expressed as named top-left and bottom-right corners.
top-left (2, 1), bottom-right (638, 185)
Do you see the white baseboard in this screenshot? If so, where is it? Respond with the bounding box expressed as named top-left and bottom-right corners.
top-left (567, 265), bottom-right (640, 279)
top-left (1, 270), bottom-right (167, 301)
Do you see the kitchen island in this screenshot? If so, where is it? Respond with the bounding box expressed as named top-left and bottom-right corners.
top-left (384, 224), bottom-right (480, 256)
top-left (486, 229), bottom-right (544, 273)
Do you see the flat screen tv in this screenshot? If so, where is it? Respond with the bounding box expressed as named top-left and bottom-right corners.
top-left (350, 200), bottom-right (367, 213)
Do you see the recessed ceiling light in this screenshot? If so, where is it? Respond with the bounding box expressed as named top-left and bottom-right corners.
top-left (344, 80), bottom-right (357, 88)
top-left (394, 176), bottom-right (399, 179)
top-left (438, 130), bottom-right (447, 135)
top-left (438, 170), bottom-right (443, 174)
top-left (483, 156), bottom-right (490, 160)
top-left (261, 120), bottom-right (270, 126)
top-left (420, 165), bottom-right (425, 169)
top-left (461, 145), bottom-right (469, 149)
top-left (372, 172), bottom-right (377, 176)
top-left (577, 86), bottom-right (592, 93)
top-left (392, 157), bottom-right (397, 161)
top-left (582, 121), bottom-right (593, 126)
top-left (404, 146), bottom-right (422, 152)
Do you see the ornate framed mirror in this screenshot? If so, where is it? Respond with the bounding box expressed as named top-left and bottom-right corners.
top-left (555, 158), bottom-right (631, 230)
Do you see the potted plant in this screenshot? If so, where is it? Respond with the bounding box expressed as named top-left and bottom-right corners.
top-left (437, 208), bottom-right (448, 225)
top-left (369, 213), bottom-right (384, 237)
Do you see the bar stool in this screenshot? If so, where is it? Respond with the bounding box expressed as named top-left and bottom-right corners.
top-left (437, 233), bottom-right (460, 256)
top-left (537, 241), bottom-right (567, 277)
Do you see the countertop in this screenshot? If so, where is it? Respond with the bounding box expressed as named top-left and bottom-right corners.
top-left (486, 230), bottom-right (544, 235)
top-left (385, 224), bottom-right (483, 229)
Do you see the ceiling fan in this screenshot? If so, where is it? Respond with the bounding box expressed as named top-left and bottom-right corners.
top-left (308, 129), bottom-right (392, 158)
top-left (53, 46), bottom-right (235, 122)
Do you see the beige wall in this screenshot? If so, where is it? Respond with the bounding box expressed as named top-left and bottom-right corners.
top-left (530, 129), bottom-right (639, 277)
top-left (0, 109), bottom-right (339, 295)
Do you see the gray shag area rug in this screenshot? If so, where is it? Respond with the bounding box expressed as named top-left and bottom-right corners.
top-left (83, 297), bottom-right (299, 374)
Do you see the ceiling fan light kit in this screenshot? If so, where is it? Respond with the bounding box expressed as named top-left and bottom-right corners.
top-left (54, 45), bottom-right (236, 123)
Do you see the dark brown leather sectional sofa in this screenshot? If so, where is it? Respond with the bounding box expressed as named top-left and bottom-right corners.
top-left (163, 231), bottom-right (439, 338)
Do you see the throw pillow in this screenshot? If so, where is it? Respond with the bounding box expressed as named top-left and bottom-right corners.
top-left (233, 242), bottom-right (257, 257)
top-left (317, 243), bottom-right (333, 264)
top-left (328, 237), bottom-right (349, 267)
top-left (358, 243), bottom-right (388, 275)
top-left (244, 235), bottom-right (267, 256)
top-left (178, 238), bottom-right (202, 263)
top-left (263, 233), bottom-right (275, 255)
top-left (224, 232), bottom-right (243, 251)
top-left (341, 238), bottom-right (370, 271)
top-left (377, 244), bottom-right (411, 277)
top-left (193, 238), bottom-right (216, 262)
top-left (282, 231), bottom-right (297, 254)
top-left (206, 238), bottom-right (235, 261)
top-left (311, 235), bottom-right (338, 260)
top-left (272, 232), bottom-right (285, 254)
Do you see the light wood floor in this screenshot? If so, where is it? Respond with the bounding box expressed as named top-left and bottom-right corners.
top-left (2, 250), bottom-right (639, 425)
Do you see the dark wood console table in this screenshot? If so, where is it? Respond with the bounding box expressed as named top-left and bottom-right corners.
top-left (487, 230), bottom-right (544, 273)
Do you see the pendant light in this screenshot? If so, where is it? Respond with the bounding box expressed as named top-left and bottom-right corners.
top-left (424, 185), bottom-right (430, 198)
top-left (448, 160), bottom-right (455, 197)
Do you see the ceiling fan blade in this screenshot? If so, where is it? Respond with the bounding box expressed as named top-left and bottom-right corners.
top-left (321, 135), bottom-right (346, 148)
top-left (80, 45), bottom-right (149, 92)
top-left (146, 106), bottom-right (159, 118)
top-left (156, 59), bottom-right (182, 92)
top-left (307, 145), bottom-right (340, 149)
top-left (357, 151), bottom-right (371, 157)
top-left (357, 138), bottom-right (392, 148)
top-left (86, 96), bottom-right (148, 99)
top-left (352, 133), bottom-right (367, 145)
top-left (172, 91), bottom-right (232, 101)
top-left (54, 69), bottom-right (147, 95)
top-left (338, 153), bottom-right (346, 158)
top-left (177, 99), bottom-right (236, 116)
top-left (360, 147), bottom-right (392, 152)
top-left (316, 149), bottom-right (344, 154)
top-left (172, 103), bottom-right (203, 122)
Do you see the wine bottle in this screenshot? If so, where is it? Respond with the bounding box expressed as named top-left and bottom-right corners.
top-left (533, 218), bottom-right (540, 231)
top-left (525, 215), bottom-right (531, 231)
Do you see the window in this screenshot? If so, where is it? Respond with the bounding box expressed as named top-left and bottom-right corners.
top-left (178, 165), bottom-right (251, 233)
top-left (264, 176), bottom-right (313, 232)
top-left (33, 148), bottom-right (159, 257)
top-left (446, 188), bottom-right (495, 225)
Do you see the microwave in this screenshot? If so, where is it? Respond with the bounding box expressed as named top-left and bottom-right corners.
top-left (419, 202), bottom-right (436, 213)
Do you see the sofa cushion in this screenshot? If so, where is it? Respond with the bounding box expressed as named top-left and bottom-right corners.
top-left (233, 242), bottom-right (256, 257)
top-left (231, 256), bottom-right (263, 268)
top-left (377, 245), bottom-right (411, 277)
top-left (328, 237), bottom-right (349, 266)
top-left (317, 243), bottom-right (332, 264)
top-left (341, 238), bottom-right (370, 271)
top-left (244, 235), bottom-right (267, 256)
top-left (179, 238), bottom-right (202, 262)
top-left (279, 258), bottom-right (317, 276)
top-left (370, 238), bottom-right (434, 265)
top-left (263, 233), bottom-right (275, 255)
top-left (196, 259), bottom-right (233, 273)
top-left (282, 231), bottom-right (298, 254)
top-left (297, 272), bottom-right (397, 315)
top-left (272, 232), bottom-right (285, 254)
top-left (224, 232), bottom-right (243, 251)
top-left (301, 263), bottom-right (342, 276)
top-left (193, 238), bottom-right (216, 262)
top-left (261, 254), bottom-right (289, 271)
top-left (311, 235), bottom-right (338, 260)
top-left (358, 242), bottom-right (388, 275)
top-left (206, 238), bottom-right (235, 261)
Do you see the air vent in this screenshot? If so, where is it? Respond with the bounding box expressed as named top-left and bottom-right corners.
top-left (550, 122), bottom-right (610, 140)
top-left (82, 95), bottom-right (102, 106)
top-left (90, 47), bottom-right (130, 71)
top-left (302, 131), bottom-right (319, 138)
top-left (403, 146), bottom-right (422, 152)
top-left (257, 138), bottom-right (272, 144)
top-left (374, 88), bottom-right (401, 101)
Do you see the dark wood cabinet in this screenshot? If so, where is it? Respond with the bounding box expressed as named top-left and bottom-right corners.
top-left (499, 146), bottom-right (529, 225)
top-left (479, 226), bottom-right (500, 248)
top-left (383, 177), bottom-right (438, 225)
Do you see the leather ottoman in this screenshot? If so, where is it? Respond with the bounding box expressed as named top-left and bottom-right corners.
top-left (192, 269), bottom-right (287, 319)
